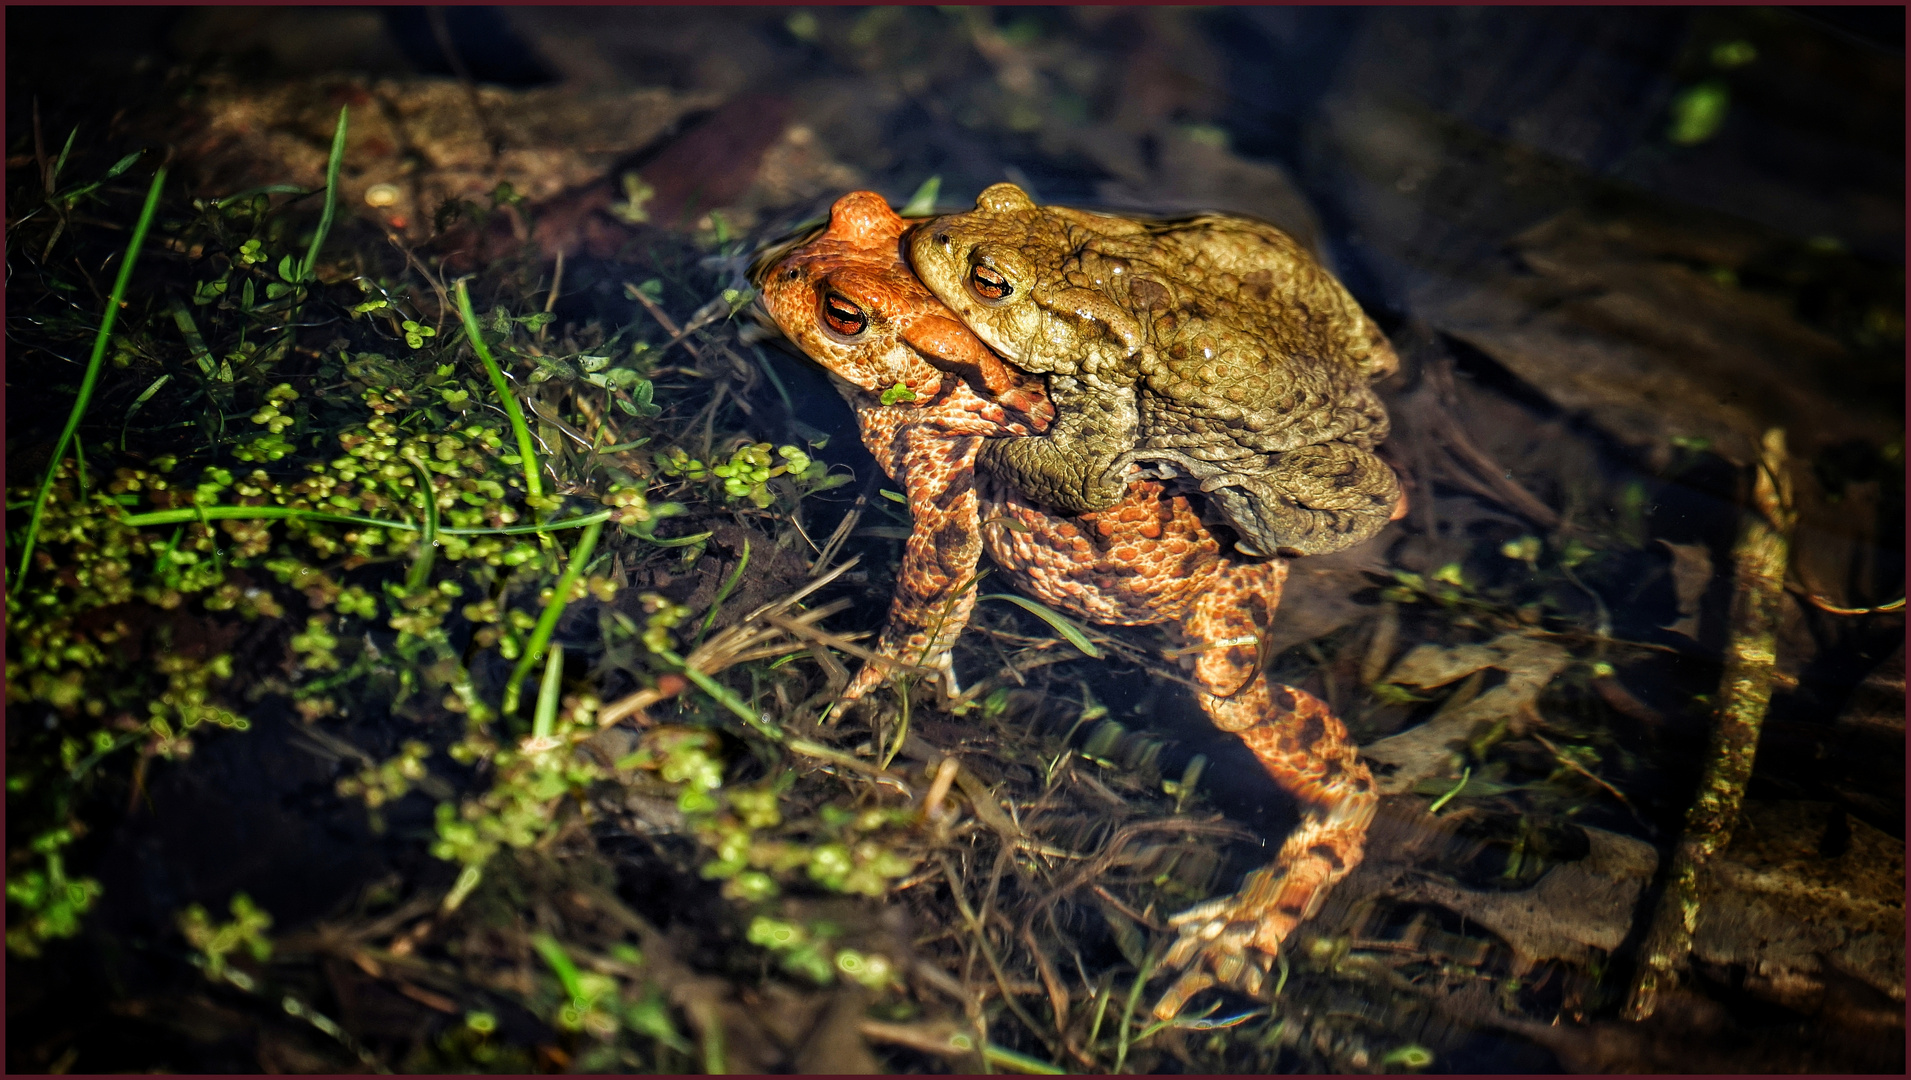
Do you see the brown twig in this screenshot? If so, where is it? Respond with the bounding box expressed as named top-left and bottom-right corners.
top-left (812, 488), bottom-right (869, 571)
top-left (938, 855), bottom-right (1058, 1057)
top-left (1785, 578), bottom-right (1904, 616)
top-left (537, 248), bottom-right (564, 345)
top-left (1424, 357), bottom-right (1570, 532)
top-left (1625, 428), bottom-right (1794, 1020)
top-left (1530, 731), bottom-right (1642, 822)
top-left (1091, 884), bottom-right (1169, 933)
top-left (624, 282), bottom-right (723, 365)
top-left (1019, 921), bottom-right (1099, 1068)
top-left (384, 230), bottom-right (451, 335)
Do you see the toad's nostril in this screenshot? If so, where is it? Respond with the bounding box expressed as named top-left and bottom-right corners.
top-left (935, 232), bottom-right (950, 246)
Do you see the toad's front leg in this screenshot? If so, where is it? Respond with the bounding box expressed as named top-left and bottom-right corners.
top-left (977, 376), bottom-right (1138, 515)
top-left (840, 429), bottom-right (989, 705)
top-left (1152, 561), bottom-right (1378, 1019)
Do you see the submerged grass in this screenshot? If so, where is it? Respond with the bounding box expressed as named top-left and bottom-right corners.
top-left (456, 277), bottom-right (544, 501)
top-left (297, 107), bottom-right (348, 284)
top-left (116, 504), bottom-right (615, 534)
top-left (503, 518), bottom-right (603, 717)
top-left (15, 165), bottom-right (166, 579)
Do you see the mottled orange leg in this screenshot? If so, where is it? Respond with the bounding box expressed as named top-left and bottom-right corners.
top-left (841, 430), bottom-right (988, 705)
top-left (1153, 561), bottom-right (1378, 1019)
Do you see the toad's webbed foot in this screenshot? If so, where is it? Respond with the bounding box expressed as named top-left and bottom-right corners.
top-left (1146, 666), bottom-right (1378, 1022)
top-left (839, 649), bottom-right (959, 708)
top-left (1150, 792), bottom-right (1375, 1021)
top-left (1151, 854), bottom-right (1333, 1020)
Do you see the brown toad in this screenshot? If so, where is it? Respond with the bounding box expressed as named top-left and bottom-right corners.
top-left (908, 182), bottom-right (1403, 557)
top-left (754, 191), bottom-right (1378, 1020)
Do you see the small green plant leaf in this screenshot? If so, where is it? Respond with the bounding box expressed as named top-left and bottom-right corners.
top-left (299, 105), bottom-right (348, 281)
top-left (900, 175), bottom-right (941, 217)
top-left (101, 151), bottom-right (142, 181)
top-left (48, 126), bottom-right (78, 192)
top-left (1668, 80), bottom-right (1729, 145)
top-left (983, 594), bottom-right (1103, 658)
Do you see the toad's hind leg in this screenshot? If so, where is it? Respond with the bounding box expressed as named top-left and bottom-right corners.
top-left (977, 376), bottom-right (1137, 515)
top-left (1152, 560), bottom-right (1377, 1019)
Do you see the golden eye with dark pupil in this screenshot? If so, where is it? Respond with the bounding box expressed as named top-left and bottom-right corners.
top-left (970, 264), bottom-right (1012, 300)
top-left (822, 294), bottom-right (867, 336)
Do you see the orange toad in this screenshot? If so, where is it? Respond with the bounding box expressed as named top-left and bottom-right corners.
top-left (754, 191), bottom-right (1378, 1018)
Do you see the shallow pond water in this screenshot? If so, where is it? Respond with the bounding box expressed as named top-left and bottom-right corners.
top-left (7, 6), bottom-right (1902, 1074)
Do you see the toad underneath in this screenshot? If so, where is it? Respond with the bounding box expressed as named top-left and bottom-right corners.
top-left (754, 191), bottom-right (1378, 1019)
top-left (909, 183), bottom-right (1403, 558)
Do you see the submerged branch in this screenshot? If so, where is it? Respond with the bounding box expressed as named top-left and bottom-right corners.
top-left (1624, 428), bottom-right (1794, 1021)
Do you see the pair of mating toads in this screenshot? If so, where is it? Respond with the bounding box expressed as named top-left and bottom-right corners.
top-left (753, 185), bottom-right (1404, 1020)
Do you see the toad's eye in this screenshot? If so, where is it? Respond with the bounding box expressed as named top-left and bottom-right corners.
top-left (821, 293), bottom-right (868, 337)
top-left (969, 263), bottom-right (1012, 301)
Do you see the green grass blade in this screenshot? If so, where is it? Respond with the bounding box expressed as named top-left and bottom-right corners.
top-left (16, 166), bottom-right (167, 580)
top-left (116, 505), bottom-right (613, 537)
top-left (454, 278), bottom-right (543, 499)
top-left (1114, 944), bottom-right (1164, 1073)
top-left (503, 519), bottom-right (601, 717)
top-left (640, 529), bottom-right (713, 548)
top-left (532, 643), bottom-right (565, 742)
top-left (751, 346), bottom-right (796, 416)
top-left (982, 593), bottom-right (1103, 659)
top-left (695, 537), bottom-right (749, 643)
top-left (655, 647), bottom-right (782, 740)
top-left (899, 174), bottom-right (942, 217)
top-left (53, 149), bottom-right (143, 206)
top-left (122, 374), bottom-right (171, 415)
top-left (445, 511), bottom-right (610, 536)
top-left (119, 506), bottom-right (410, 532)
top-left (530, 933), bottom-right (585, 1000)
top-left (300, 106), bottom-right (348, 282)
top-left (170, 302), bottom-right (216, 375)
top-left (403, 456), bottom-right (440, 591)
top-left (119, 373), bottom-right (171, 450)
top-left (215, 184), bottom-right (309, 210)
top-left (48, 126), bottom-right (77, 193)
top-left (982, 1042), bottom-right (1065, 1075)
top-left (1426, 766), bottom-right (1472, 815)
